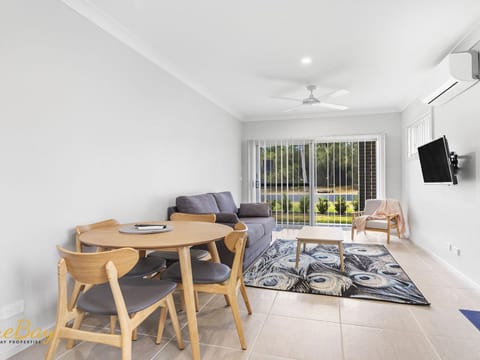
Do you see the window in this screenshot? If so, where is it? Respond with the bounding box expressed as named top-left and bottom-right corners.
top-left (245, 135), bottom-right (384, 227)
top-left (407, 112), bottom-right (432, 158)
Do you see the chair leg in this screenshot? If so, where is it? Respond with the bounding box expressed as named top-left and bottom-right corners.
top-left (45, 322), bottom-right (63, 360)
top-left (179, 290), bottom-right (185, 311)
top-left (224, 295), bottom-right (231, 307)
top-left (156, 306), bottom-right (168, 344)
top-left (110, 315), bottom-right (117, 334)
top-left (194, 291), bottom-right (200, 312)
top-left (131, 322), bottom-right (138, 341)
top-left (227, 291), bottom-right (247, 350)
top-left (66, 311), bottom-right (85, 349)
top-left (165, 294), bottom-right (184, 349)
top-left (351, 226), bottom-right (355, 241)
top-left (121, 330), bottom-right (132, 360)
top-left (387, 221), bottom-right (391, 244)
top-left (68, 282), bottom-right (84, 311)
top-left (179, 289), bottom-right (199, 312)
top-left (239, 278), bottom-right (252, 315)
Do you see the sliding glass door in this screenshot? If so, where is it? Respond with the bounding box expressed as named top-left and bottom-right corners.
top-left (248, 136), bottom-right (383, 227)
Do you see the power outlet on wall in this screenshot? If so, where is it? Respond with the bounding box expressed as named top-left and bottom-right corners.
top-left (453, 246), bottom-right (461, 256)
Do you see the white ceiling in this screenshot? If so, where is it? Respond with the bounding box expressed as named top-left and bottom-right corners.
top-left (65, 0), bottom-right (480, 121)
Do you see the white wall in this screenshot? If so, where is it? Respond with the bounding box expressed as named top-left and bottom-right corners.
top-left (241, 113), bottom-right (402, 201)
top-left (401, 84), bottom-right (480, 286)
top-left (0, 1), bottom-right (240, 357)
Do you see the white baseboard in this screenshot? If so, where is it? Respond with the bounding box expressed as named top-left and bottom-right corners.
top-left (412, 240), bottom-right (480, 290)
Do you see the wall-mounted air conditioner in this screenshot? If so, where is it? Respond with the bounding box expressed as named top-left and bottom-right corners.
top-left (422, 51), bottom-right (479, 106)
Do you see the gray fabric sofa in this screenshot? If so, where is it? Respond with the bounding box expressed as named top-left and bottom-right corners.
top-left (167, 191), bottom-right (275, 270)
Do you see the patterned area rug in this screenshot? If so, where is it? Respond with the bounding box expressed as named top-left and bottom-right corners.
top-left (243, 239), bottom-right (430, 305)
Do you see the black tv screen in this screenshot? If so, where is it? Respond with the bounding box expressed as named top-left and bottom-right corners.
top-left (418, 136), bottom-right (457, 185)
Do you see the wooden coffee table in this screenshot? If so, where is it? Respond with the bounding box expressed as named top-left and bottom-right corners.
top-left (295, 226), bottom-right (345, 271)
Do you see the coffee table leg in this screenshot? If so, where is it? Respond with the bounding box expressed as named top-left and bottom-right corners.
top-left (339, 243), bottom-right (345, 272)
top-left (178, 246), bottom-right (201, 360)
top-left (295, 239), bottom-right (302, 269)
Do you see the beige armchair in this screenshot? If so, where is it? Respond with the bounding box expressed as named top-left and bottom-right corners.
top-left (351, 199), bottom-right (401, 244)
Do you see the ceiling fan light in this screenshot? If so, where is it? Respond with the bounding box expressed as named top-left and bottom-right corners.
top-left (300, 57), bottom-right (312, 65)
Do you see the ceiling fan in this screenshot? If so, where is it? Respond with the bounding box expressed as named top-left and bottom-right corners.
top-left (273, 85), bottom-right (349, 112)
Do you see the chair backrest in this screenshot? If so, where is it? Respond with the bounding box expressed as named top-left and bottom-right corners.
top-left (170, 212), bottom-right (216, 223)
top-left (57, 246), bottom-right (138, 285)
top-left (75, 219), bottom-right (119, 252)
top-left (363, 199), bottom-right (382, 215)
top-left (224, 222), bottom-right (248, 282)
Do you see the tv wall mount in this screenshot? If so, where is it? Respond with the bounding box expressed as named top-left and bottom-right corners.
top-left (450, 152), bottom-right (459, 171)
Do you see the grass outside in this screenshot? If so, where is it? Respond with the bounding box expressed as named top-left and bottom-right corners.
top-left (273, 212), bottom-right (353, 225)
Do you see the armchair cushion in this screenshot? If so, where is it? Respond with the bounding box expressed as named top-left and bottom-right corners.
top-left (365, 219), bottom-right (397, 230)
top-left (176, 193), bottom-right (220, 214)
top-left (238, 203), bottom-right (271, 217)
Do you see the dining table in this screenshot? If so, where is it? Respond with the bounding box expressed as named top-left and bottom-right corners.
top-left (79, 220), bottom-right (233, 360)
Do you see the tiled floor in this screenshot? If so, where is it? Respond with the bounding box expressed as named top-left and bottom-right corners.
top-left (9, 229), bottom-right (480, 360)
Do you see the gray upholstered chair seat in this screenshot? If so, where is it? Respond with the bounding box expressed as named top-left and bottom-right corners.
top-left (77, 278), bottom-right (177, 315)
top-left (162, 260), bottom-right (231, 284)
top-left (125, 256), bottom-right (167, 278)
top-left (148, 249), bottom-right (210, 262)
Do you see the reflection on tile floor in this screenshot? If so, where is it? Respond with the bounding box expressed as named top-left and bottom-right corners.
top-left (8, 230), bottom-right (480, 360)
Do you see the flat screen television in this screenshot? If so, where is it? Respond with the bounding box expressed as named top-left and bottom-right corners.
top-left (418, 136), bottom-right (457, 185)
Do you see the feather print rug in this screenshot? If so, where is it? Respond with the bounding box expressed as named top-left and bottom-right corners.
top-left (243, 240), bottom-right (429, 305)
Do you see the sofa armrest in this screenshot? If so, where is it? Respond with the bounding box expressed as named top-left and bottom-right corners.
top-left (215, 212), bottom-right (240, 224)
top-left (238, 203), bottom-right (271, 217)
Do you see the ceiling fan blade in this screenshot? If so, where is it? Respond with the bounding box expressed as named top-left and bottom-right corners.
top-left (315, 102), bottom-right (348, 110)
top-left (271, 96), bottom-right (303, 102)
top-left (319, 89), bottom-right (350, 100)
top-left (283, 104), bottom-right (305, 112)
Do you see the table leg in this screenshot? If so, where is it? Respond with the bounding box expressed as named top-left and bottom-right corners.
top-left (295, 239), bottom-right (302, 269)
top-left (339, 243), bottom-right (345, 272)
top-left (178, 246), bottom-right (201, 360)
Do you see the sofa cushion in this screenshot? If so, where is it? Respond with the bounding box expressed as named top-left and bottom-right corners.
top-left (176, 193), bottom-right (220, 214)
top-left (238, 203), bottom-right (271, 217)
top-left (211, 191), bottom-right (238, 214)
top-left (239, 216), bottom-right (276, 238)
top-left (214, 212), bottom-right (240, 224)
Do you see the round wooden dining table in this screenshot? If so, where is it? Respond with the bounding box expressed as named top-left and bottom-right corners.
top-left (79, 220), bottom-right (233, 360)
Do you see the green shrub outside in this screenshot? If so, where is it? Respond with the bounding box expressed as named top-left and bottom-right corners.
top-left (316, 198), bottom-right (328, 214)
top-left (335, 197), bottom-right (347, 214)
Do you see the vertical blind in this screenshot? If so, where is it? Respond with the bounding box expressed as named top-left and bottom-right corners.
top-left (248, 138), bottom-right (379, 227)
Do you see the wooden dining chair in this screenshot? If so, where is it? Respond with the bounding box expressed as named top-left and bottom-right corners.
top-left (72, 219), bottom-right (167, 337)
top-left (147, 212), bottom-right (215, 263)
top-left (161, 222), bottom-right (252, 350)
top-left (148, 212), bottom-right (216, 312)
top-left (46, 247), bottom-right (184, 360)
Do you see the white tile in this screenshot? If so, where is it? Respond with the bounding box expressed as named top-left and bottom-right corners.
top-left (428, 335), bottom-right (480, 360)
top-left (153, 340), bottom-right (249, 360)
top-left (252, 315), bottom-right (342, 360)
top-left (342, 324), bottom-right (439, 360)
top-left (270, 291), bottom-right (340, 323)
top-left (340, 298), bottom-right (423, 332)
top-left (180, 306), bottom-right (266, 350)
top-left (410, 305), bottom-right (480, 339)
